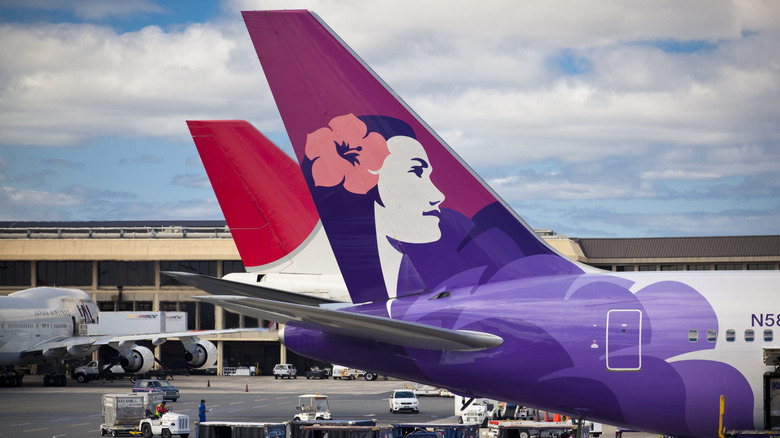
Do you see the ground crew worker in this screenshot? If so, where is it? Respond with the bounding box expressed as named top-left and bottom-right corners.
top-left (156, 401), bottom-right (167, 418)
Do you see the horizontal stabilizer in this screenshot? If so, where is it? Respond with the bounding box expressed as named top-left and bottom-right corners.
top-left (194, 295), bottom-right (503, 351)
top-left (163, 271), bottom-right (340, 306)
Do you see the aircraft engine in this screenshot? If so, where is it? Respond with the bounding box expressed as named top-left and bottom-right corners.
top-left (184, 340), bottom-right (218, 369)
top-left (120, 345), bottom-right (155, 374)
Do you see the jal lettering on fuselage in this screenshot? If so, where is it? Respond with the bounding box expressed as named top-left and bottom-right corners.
top-left (33, 309), bottom-right (72, 317)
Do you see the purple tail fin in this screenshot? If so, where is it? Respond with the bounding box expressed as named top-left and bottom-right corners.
top-left (243, 10), bottom-right (583, 304)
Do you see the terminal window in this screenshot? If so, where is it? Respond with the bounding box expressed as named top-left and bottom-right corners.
top-left (98, 261), bottom-right (154, 286)
top-left (37, 261), bottom-right (91, 287)
top-left (0, 261), bottom-right (31, 286)
top-left (223, 260), bottom-right (245, 275)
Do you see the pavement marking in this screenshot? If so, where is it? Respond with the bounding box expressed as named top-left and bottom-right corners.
top-left (10, 423), bottom-right (31, 427)
top-left (69, 423), bottom-right (90, 427)
top-left (23, 427), bottom-right (49, 433)
top-left (50, 418), bottom-right (69, 422)
top-left (230, 401), bottom-right (243, 405)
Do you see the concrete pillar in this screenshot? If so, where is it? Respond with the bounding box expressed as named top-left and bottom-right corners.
top-left (279, 324), bottom-right (287, 363)
top-left (217, 341), bottom-right (224, 375)
top-left (216, 306), bottom-right (224, 329)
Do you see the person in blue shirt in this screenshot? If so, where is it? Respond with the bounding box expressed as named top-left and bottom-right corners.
top-left (199, 399), bottom-right (208, 422)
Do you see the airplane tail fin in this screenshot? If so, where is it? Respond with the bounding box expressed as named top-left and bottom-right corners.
top-left (187, 120), bottom-right (320, 271)
top-left (243, 11), bottom-right (584, 304)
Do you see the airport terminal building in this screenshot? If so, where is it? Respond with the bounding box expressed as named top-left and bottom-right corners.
top-left (1, 221), bottom-right (779, 375)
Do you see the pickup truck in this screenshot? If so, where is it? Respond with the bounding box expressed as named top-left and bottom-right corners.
top-left (73, 361), bottom-right (124, 383)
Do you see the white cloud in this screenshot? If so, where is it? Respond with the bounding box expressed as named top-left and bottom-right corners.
top-left (0, 186), bottom-right (82, 206)
top-left (0, 0), bottom-right (777, 234)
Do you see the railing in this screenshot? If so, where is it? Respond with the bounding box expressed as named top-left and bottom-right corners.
top-left (0, 225), bottom-right (232, 239)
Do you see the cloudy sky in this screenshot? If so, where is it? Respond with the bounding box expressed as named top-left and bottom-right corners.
top-left (1, 0), bottom-right (778, 238)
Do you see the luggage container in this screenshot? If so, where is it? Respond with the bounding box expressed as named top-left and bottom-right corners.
top-left (302, 425), bottom-right (393, 438)
top-left (392, 423), bottom-right (479, 438)
top-left (197, 422), bottom-right (286, 438)
top-left (289, 420), bottom-right (376, 438)
top-left (100, 393), bottom-right (162, 436)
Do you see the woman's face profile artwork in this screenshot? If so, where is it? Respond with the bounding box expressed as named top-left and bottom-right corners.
top-left (375, 135), bottom-right (444, 244)
top-left (304, 113), bottom-right (445, 245)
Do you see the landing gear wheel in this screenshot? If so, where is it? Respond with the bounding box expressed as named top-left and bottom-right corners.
top-left (43, 374), bottom-right (53, 387)
top-left (518, 432), bottom-right (529, 438)
top-left (141, 423), bottom-right (153, 438)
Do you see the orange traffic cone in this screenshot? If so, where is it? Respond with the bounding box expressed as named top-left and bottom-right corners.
top-left (245, 384), bottom-right (249, 392)
top-left (553, 413), bottom-right (561, 422)
top-left (544, 412), bottom-right (550, 422)
top-left (535, 411), bottom-right (540, 422)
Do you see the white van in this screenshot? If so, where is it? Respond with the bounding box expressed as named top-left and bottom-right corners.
top-left (273, 363), bottom-right (297, 379)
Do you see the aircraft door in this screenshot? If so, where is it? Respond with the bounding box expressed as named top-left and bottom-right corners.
top-left (766, 375), bottom-right (780, 428)
top-left (606, 309), bottom-right (642, 371)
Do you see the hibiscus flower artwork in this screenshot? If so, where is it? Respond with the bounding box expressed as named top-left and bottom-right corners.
top-left (304, 113), bottom-right (390, 195)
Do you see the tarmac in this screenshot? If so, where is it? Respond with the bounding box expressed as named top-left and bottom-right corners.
top-left (0, 374), bottom-right (659, 438)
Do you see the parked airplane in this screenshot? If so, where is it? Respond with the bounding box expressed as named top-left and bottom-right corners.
top-left (0, 286), bottom-right (247, 386)
top-left (169, 10), bottom-right (780, 437)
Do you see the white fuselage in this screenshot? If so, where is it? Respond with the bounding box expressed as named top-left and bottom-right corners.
top-left (0, 287), bottom-right (99, 366)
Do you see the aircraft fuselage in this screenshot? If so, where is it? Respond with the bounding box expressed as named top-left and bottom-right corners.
top-left (0, 287), bottom-right (98, 366)
top-left (282, 270), bottom-right (779, 437)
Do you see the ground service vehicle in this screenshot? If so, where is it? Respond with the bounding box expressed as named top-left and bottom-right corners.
top-left (294, 394), bottom-right (332, 421)
top-left (138, 411), bottom-right (190, 438)
top-left (331, 365), bottom-right (378, 381)
top-left (73, 361), bottom-right (125, 383)
top-left (304, 367), bottom-right (330, 379)
top-left (274, 363), bottom-right (297, 379)
top-left (407, 383), bottom-right (452, 397)
top-left (455, 396), bottom-right (498, 426)
top-left (101, 393), bottom-right (190, 437)
top-left (389, 390), bottom-right (420, 414)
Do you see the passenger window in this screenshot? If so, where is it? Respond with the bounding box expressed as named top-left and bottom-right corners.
top-left (765, 329), bottom-right (774, 342)
top-left (688, 329), bottom-right (698, 342)
top-left (726, 329), bottom-right (735, 342)
top-left (745, 329), bottom-right (755, 342)
top-left (707, 329), bottom-right (717, 342)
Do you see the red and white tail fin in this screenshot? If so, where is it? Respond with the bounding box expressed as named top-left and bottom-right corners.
top-left (187, 120), bottom-right (346, 298)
